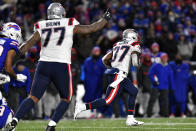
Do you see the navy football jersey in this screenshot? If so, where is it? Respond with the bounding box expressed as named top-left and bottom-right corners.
top-left (0, 105), bottom-right (12, 129)
top-left (0, 37), bottom-right (19, 72)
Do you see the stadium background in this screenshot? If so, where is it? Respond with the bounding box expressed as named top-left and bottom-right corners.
top-left (1, 0), bottom-right (196, 128)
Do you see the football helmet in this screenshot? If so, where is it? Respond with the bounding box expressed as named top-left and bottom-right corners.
top-left (1, 22), bottom-right (22, 43)
top-left (122, 29), bottom-right (140, 43)
top-left (47, 3), bottom-right (66, 19)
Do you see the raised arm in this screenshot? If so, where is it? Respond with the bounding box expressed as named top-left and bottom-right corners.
top-left (102, 51), bottom-right (113, 68)
top-left (19, 31), bottom-right (41, 54)
top-left (73, 9), bottom-right (111, 34)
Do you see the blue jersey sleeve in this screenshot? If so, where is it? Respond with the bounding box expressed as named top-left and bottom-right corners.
top-left (9, 40), bottom-right (19, 53)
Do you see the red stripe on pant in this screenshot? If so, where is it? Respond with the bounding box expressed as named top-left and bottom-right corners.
top-left (105, 74), bottom-right (120, 105)
top-left (128, 110), bottom-right (134, 112)
top-left (88, 103), bottom-right (91, 110)
top-left (67, 64), bottom-right (73, 101)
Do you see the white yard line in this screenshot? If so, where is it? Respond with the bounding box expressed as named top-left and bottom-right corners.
top-left (17, 127), bottom-right (196, 130)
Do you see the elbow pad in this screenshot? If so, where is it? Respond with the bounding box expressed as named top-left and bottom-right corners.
top-left (131, 53), bottom-right (140, 67)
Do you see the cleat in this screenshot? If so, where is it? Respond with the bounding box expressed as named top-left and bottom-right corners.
top-left (5, 118), bottom-right (18, 131)
top-left (181, 113), bottom-right (186, 118)
top-left (45, 125), bottom-right (55, 131)
top-left (74, 103), bottom-right (86, 120)
top-left (126, 117), bottom-right (144, 126)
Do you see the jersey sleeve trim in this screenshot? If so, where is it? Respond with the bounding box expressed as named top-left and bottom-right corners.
top-left (68, 18), bottom-right (74, 26)
top-left (10, 41), bottom-right (19, 47)
top-left (131, 41), bottom-right (140, 46)
top-left (34, 22), bottom-right (40, 29)
top-left (113, 43), bottom-right (118, 47)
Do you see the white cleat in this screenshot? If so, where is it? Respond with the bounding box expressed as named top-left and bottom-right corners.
top-left (126, 117), bottom-right (144, 126)
top-left (74, 103), bottom-right (86, 120)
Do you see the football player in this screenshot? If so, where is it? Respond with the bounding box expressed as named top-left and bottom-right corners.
top-left (74, 29), bottom-right (144, 126)
top-left (0, 91), bottom-right (14, 131)
top-left (0, 22), bottom-right (27, 85)
top-left (7, 3), bottom-right (110, 131)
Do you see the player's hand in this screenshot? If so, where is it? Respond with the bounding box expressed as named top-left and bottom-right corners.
top-left (16, 74), bottom-right (27, 82)
top-left (0, 73), bottom-right (10, 85)
top-left (102, 8), bottom-right (111, 21)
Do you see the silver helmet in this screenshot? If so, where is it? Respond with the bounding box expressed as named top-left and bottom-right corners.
top-left (47, 3), bottom-right (66, 19)
top-left (122, 29), bottom-right (140, 43)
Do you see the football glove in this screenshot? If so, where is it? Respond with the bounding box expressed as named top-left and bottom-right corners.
top-left (16, 74), bottom-right (27, 82)
top-left (0, 73), bottom-right (10, 85)
top-left (102, 8), bottom-right (111, 21)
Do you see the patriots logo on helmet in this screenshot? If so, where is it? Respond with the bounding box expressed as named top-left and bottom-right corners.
top-left (7, 24), bottom-right (20, 31)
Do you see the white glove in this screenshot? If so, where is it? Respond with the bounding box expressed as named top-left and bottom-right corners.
top-left (0, 73), bottom-right (10, 85)
top-left (16, 74), bottom-right (27, 82)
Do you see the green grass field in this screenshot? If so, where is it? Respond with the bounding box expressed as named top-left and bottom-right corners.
top-left (14, 118), bottom-right (196, 131)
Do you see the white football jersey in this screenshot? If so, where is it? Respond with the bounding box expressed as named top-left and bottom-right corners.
top-left (34, 18), bottom-right (79, 64)
top-left (111, 41), bottom-right (141, 74)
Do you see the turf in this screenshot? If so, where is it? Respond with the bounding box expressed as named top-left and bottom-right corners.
top-left (14, 118), bottom-right (196, 131)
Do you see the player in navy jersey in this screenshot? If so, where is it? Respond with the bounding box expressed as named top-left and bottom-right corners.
top-left (0, 22), bottom-right (27, 85)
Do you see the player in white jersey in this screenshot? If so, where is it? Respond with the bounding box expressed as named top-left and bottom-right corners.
top-left (74, 29), bottom-right (144, 126)
top-left (7, 3), bottom-right (111, 131)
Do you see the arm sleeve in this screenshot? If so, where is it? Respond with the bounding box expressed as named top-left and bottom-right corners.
top-left (9, 41), bottom-right (19, 52)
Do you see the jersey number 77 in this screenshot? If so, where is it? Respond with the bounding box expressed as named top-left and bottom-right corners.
top-left (42, 27), bottom-right (65, 47)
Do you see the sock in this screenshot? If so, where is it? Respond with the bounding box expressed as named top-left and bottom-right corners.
top-left (86, 99), bottom-right (106, 110)
top-left (51, 101), bottom-right (69, 123)
top-left (48, 120), bottom-right (56, 126)
top-left (127, 115), bottom-right (134, 118)
top-left (128, 95), bottom-right (136, 115)
top-left (14, 98), bottom-right (35, 120)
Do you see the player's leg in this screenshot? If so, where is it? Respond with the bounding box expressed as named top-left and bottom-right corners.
top-left (122, 78), bottom-right (144, 126)
top-left (7, 62), bottom-right (51, 130)
top-left (46, 63), bottom-right (72, 130)
top-left (74, 74), bottom-right (122, 119)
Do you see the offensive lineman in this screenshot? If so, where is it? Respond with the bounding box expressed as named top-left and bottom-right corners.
top-left (7, 2), bottom-right (111, 131)
top-left (74, 29), bottom-right (144, 126)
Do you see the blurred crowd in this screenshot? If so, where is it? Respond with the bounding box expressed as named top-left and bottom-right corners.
top-left (0, 0), bottom-right (196, 119)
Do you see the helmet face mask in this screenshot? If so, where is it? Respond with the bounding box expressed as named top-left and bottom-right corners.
top-left (122, 29), bottom-right (139, 43)
top-left (1, 22), bottom-right (22, 43)
top-left (47, 3), bottom-right (66, 20)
